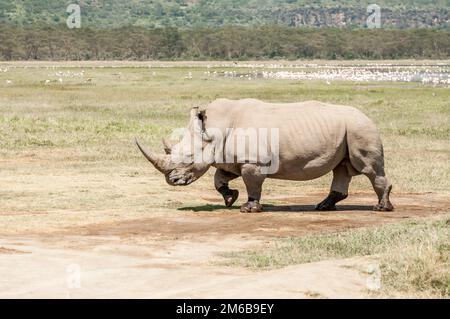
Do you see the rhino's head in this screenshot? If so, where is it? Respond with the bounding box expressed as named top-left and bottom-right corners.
top-left (136, 108), bottom-right (214, 186)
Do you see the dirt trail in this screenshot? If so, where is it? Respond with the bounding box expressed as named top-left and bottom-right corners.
top-left (0, 192), bottom-right (448, 298)
top-left (0, 235), bottom-right (373, 299)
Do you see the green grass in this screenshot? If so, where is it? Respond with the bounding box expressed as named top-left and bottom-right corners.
top-left (0, 61), bottom-right (448, 192)
top-left (221, 214), bottom-right (450, 298)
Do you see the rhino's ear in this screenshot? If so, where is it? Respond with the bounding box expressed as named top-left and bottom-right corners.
top-left (194, 108), bottom-right (208, 131)
top-left (197, 109), bottom-right (206, 122)
top-left (190, 107), bottom-right (209, 136)
top-left (190, 107), bottom-right (206, 122)
top-left (190, 107), bottom-right (200, 120)
top-left (197, 109), bottom-right (213, 142)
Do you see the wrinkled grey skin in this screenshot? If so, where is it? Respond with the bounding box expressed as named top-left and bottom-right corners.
top-left (136, 98), bottom-right (394, 213)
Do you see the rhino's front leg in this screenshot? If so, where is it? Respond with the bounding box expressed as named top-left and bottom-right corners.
top-left (240, 164), bottom-right (265, 213)
top-left (214, 169), bottom-right (239, 207)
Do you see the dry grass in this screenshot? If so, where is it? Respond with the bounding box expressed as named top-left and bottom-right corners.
top-left (1, 61), bottom-right (448, 195)
top-left (221, 214), bottom-right (450, 298)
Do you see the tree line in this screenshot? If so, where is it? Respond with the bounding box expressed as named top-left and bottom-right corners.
top-left (1, 0), bottom-right (447, 28)
top-left (0, 24), bottom-right (448, 60)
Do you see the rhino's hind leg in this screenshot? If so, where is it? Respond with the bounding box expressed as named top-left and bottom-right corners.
top-left (316, 163), bottom-right (351, 211)
top-left (369, 175), bottom-right (394, 211)
top-left (348, 148), bottom-right (394, 211)
top-left (214, 169), bottom-right (239, 207)
top-left (240, 164), bottom-right (265, 213)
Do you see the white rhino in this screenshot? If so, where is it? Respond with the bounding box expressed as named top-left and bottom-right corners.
top-left (136, 98), bottom-right (393, 213)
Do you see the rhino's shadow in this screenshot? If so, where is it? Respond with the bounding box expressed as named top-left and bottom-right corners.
top-left (263, 204), bottom-right (373, 212)
top-left (178, 204), bottom-right (240, 212)
top-left (178, 204), bottom-right (373, 213)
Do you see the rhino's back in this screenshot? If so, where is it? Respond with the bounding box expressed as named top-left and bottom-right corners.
top-left (207, 98), bottom-right (365, 126)
top-left (206, 98), bottom-right (370, 140)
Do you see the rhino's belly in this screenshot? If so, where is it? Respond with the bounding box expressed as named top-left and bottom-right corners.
top-left (268, 143), bottom-right (347, 181)
top-left (269, 157), bottom-right (341, 181)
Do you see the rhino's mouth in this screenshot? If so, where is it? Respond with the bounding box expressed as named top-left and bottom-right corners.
top-left (167, 171), bottom-right (196, 186)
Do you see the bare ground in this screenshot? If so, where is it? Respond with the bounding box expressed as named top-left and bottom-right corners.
top-left (0, 192), bottom-right (448, 299)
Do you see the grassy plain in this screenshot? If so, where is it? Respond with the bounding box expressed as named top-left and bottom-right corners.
top-left (0, 61), bottom-right (449, 298)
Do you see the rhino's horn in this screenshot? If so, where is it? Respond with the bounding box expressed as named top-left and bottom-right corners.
top-left (135, 138), bottom-right (172, 174)
top-left (162, 137), bottom-right (174, 155)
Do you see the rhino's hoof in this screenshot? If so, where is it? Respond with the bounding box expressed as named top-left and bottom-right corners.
top-left (224, 189), bottom-right (239, 207)
top-left (315, 191), bottom-right (347, 211)
top-left (240, 201), bottom-right (263, 213)
top-left (315, 198), bottom-right (337, 211)
top-left (373, 201), bottom-right (394, 212)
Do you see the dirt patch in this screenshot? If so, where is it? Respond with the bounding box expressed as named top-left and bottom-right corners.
top-left (0, 247), bottom-right (30, 254)
top-left (53, 193), bottom-right (449, 240)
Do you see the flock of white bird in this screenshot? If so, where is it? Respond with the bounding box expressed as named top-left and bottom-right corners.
top-left (204, 70), bottom-right (259, 80)
top-left (260, 68), bottom-right (450, 85)
top-left (1, 63), bottom-right (449, 86)
top-left (202, 65), bottom-right (449, 86)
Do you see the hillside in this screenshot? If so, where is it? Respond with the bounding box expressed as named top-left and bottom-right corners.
top-left (0, 0), bottom-right (448, 28)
